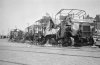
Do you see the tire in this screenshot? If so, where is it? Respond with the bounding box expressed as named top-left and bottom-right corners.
top-left (68, 38), bottom-right (72, 46)
top-left (49, 38), bottom-right (58, 45)
top-left (62, 38), bottom-right (68, 47)
top-left (40, 37), bottom-right (46, 45)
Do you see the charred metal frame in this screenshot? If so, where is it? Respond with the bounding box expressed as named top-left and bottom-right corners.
top-left (55, 9), bottom-right (86, 20)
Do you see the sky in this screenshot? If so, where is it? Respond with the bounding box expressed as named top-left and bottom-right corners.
top-left (0, 0), bottom-right (100, 35)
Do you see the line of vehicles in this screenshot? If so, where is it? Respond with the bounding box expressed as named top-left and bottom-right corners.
top-left (0, 35), bottom-right (7, 39)
top-left (8, 9), bottom-right (100, 47)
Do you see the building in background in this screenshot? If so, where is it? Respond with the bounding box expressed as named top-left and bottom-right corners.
top-left (95, 15), bottom-right (100, 22)
top-left (94, 15), bottom-right (100, 35)
top-left (25, 15), bottom-right (52, 36)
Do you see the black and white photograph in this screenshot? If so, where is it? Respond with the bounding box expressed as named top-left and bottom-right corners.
top-left (0, 0), bottom-right (100, 65)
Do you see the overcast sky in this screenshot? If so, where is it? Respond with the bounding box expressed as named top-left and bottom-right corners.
top-left (0, 0), bottom-right (100, 35)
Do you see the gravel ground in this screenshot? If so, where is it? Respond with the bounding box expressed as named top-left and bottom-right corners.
top-left (0, 39), bottom-right (100, 65)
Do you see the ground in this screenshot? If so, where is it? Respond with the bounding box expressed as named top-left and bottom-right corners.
top-left (0, 39), bottom-right (100, 65)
